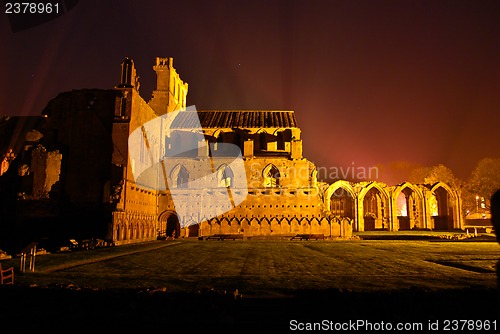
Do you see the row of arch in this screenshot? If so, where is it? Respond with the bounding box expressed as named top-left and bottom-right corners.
top-left (158, 211), bottom-right (353, 238)
top-left (169, 163), bottom-right (234, 189)
top-left (169, 163), bottom-right (281, 189)
top-left (114, 221), bottom-right (156, 242)
top-left (111, 180), bottom-right (463, 243)
top-left (325, 180), bottom-right (462, 231)
top-left (111, 211), bottom-right (158, 245)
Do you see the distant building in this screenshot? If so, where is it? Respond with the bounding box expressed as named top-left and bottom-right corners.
top-left (0, 57), bottom-right (464, 249)
top-left (463, 196), bottom-right (493, 233)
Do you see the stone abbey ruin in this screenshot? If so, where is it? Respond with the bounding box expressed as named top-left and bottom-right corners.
top-left (0, 57), bottom-right (463, 249)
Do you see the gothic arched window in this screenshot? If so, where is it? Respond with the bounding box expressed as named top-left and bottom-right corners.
top-left (217, 164), bottom-right (234, 188)
top-left (170, 165), bottom-right (189, 189)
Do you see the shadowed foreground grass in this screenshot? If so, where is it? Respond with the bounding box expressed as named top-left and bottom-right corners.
top-left (1, 237), bottom-right (499, 332)
top-left (6, 237), bottom-right (499, 293)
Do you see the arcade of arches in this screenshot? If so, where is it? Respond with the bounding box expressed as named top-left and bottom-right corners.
top-left (150, 179), bottom-right (463, 240)
top-left (325, 181), bottom-right (463, 232)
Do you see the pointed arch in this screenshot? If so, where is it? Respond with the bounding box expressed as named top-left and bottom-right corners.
top-left (393, 182), bottom-right (424, 200)
top-left (325, 180), bottom-right (356, 220)
top-left (393, 182), bottom-right (425, 230)
top-left (310, 217), bottom-right (320, 234)
top-left (123, 223), bottom-right (128, 240)
top-left (229, 217), bottom-right (240, 234)
top-left (216, 164), bottom-right (234, 188)
top-left (263, 163), bottom-right (280, 188)
top-left (279, 216), bottom-right (290, 225)
top-left (325, 180), bottom-right (356, 200)
top-left (158, 210), bottom-right (180, 239)
top-left (220, 217), bottom-right (231, 234)
top-left (200, 220), bottom-right (210, 237)
top-left (278, 217), bottom-right (290, 234)
top-left (272, 128), bottom-right (286, 136)
top-left (429, 182), bottom-right (457, 199)
top-left (299, 217), bottom-right (311, 234)
top-left (290, 217), bottom-right (300, 234)
top-left (249, 218), bottom-right (260, 236)
top-left (260, 217), bottom-right (271, 235)
top-left (428, 182), bottom-right (459, 230)
top-left (267, 217), bottom-right (277, 234)
top-left (358, 181), bottom-right (390, 202)
top-left (116, 223), bottom-right (122, 241)
top-left (213, 129), bottom-right (224, 140)
top-left (209, 218), bottom-right (221, 235)
top-left (239, 217), bottom-right (250, 236)
top-left (358, 182), bottom-right (391, 231)
top-left (200, 216), bottom-right (212, 225)
top-left (170, 164), bottom-right (189, 188)
top-left (319, 217), bottom-right (330, 236)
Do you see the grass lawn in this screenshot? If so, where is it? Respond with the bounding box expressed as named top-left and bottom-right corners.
top-left (1, 234), bottom-right (499, 332)
top-left (2, 234), bottom-right (499, 295)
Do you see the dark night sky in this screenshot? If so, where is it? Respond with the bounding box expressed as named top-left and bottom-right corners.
top-left (1, 0), bottom-right (499, 182)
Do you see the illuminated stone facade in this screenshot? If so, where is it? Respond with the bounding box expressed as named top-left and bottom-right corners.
top-left (0, 57), bottom-right (464, 248)
top-left (325, 180), bottom-right (463, 232)
top-left (155, 109), bottom-right (328, 240)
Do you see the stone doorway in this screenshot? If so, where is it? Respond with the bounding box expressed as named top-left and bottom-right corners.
top-left (158, 211), bottom-right (180, 239)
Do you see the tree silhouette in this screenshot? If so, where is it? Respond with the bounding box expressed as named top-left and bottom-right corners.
top-left (408, 164), bottom-right (460, 188)
top-left (462, 158), bottom-right (500, 216)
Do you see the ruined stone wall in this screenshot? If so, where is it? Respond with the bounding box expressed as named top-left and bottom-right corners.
top-left (156, 153), bottom-right (330, 237)
top-left (324, 180), bottom-right (464, 232)
top-left (111, 210), bottom-right (157, 245)
top-left (110, 87), bottom-right (160, 244)
top-left (31, 146), bottom-right (61, 199)
top-left (243, 157), bottom-right (315, 189)
top-left (41, 89), bottom-right (117, 206)
top-left (148, 57), bottom-right (188, 115)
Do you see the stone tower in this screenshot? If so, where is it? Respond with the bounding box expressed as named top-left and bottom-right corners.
top-left (117, 57), bottom-right (140, 91)
top-left (148, 57), bottom-right (188, 115)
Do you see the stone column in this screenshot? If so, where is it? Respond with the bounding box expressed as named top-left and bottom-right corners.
top-left (243, 139), bottom-right (254, 158)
